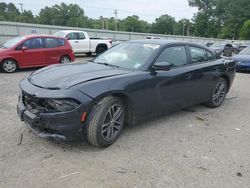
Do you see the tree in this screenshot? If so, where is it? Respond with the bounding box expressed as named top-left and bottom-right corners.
top-left (120, 15), bottom-right (149, 32)
top-left (240, 20), bottom-right (250, 40)
top-left (16, 10), bottom-right (35, 23)
top-left (151, 14), bottom-right (176, 34)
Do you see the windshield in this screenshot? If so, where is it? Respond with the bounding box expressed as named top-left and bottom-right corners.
top-left (1, 36), bottom-right (26, 49)
top-left (54, 31), bottom-right (66, 37)
top-left (93, 42), bottom-right (160, 69)
top-left (239, 47), bottom-right (250, 55)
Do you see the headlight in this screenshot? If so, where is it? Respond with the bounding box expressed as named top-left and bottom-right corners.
top-left (46, 98), bottom-right (80, 112)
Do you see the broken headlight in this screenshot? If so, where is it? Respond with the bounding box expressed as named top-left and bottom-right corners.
top-left (46, 98), bottom-right (80, 112)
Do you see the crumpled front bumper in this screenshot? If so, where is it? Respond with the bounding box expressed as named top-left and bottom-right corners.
top-left (17, 78), bottom-right (93, 142)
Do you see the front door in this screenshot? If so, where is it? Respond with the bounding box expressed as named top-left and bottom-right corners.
top-left (147, 45), bottom-right (194, 114)
top-left (15, 37), bottom-right (44, 67)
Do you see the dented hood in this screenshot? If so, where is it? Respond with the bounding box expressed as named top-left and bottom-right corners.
top-left (28, 62), bottom-right (130, 89)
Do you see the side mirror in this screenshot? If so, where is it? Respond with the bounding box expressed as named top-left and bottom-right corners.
top-left (65, 36), bottom-right (70, 40)
top-left (21, 46), bottom-right (28, 51)
top-left (152, 62), bottom-right (172, 71)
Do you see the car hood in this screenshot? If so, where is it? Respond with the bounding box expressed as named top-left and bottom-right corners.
top-left (232, 55), bottom-right (250, 62)
top-left (28, 63), bottom-right (131, 89)
top-left (0, 48), bottom-right (9, 53)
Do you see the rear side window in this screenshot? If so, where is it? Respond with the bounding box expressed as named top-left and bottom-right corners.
top-left (45, 38), bottom-right (65, 48)
top-left (190, 47), bottom-right (214, 63)
top-left (156, 46), bottom-right (187, 67)
top-left (225, 44), bottom-right (233, 48)
top-left (78, 32), bottom-right (85, 40)
top-left (22, 38), bottom-right (43, 49)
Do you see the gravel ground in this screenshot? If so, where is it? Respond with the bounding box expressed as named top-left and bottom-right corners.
top-left (0, 57), bottom-right (249, 188)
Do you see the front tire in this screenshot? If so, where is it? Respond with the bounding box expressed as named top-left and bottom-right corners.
top-left (1, 59), bottom-right (18, 73)
top-left (206, 78), bottom-right (228, 108)
top-left (86, 96), bottom-right (125, 148)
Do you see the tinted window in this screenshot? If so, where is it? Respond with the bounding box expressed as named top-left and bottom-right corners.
top-left (45, 38), bottom-right (65, 48)
top-left (225, 44), bottom-right (233, 48)
top-left (78, 32), bottom-right (85, 40)
top-left (190, 47), bottom-right (214, 63)
top-left (22, 38), bottom-right (43, 49)
top-left (66, 33), bottom-right (78, 40)
top-left (156, 46), bottom-right (187, 67)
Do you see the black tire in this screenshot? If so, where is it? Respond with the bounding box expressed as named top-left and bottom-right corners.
top-left (96, 46), bottom-right (107, 55)
top-left (60, 55), bottom-right (70, 64)
top-left (1, 59), bottom-right (18, 73)
top-left (206, 78), bottom-right (228, 108)
top-left (86, 96), bottom-right (125, 148)
top-left (86, 52), bottom-right (92, 56)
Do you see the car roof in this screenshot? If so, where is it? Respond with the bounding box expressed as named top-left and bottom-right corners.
top-left (56, 30), bottom-right (86, 33)
top-left (22, 35), bottom-right (65, 39)
top-left (126, 39), bottom-right (208, 48)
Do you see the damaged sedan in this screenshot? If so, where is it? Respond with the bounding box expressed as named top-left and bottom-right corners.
top-left (17, 40), bottom-right (236, 148)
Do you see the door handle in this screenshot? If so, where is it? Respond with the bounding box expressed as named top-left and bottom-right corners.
top-left (185, 73), bottom-right (192, 80)
top-left (75, 41), bottom-right (79, 43)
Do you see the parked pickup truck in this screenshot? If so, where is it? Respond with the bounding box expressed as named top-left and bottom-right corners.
top-left (54, 30), bottom-right (112, 55)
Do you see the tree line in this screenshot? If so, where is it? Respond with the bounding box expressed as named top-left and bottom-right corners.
top-left (1, 1), bottom-right (250, 40)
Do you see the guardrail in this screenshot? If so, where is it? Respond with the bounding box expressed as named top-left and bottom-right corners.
top-left (0, 21), bottom-right (246, 45)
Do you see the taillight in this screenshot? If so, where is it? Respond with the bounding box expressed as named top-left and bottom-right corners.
top-left (109, 40), bottom-right (112, 45)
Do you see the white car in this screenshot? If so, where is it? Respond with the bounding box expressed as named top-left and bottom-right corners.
top-left (54, 30), bottom-right (112, 55)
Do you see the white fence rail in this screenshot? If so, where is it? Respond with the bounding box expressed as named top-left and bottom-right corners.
top-left (0, 21), bottom-right (243, 45)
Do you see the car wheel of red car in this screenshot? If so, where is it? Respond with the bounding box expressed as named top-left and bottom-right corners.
top-left (60, 56), bottom-right (70, 64)
top-left (1, 59), bottom-right (18, 73)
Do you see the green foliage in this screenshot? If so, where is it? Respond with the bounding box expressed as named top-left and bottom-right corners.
top-left (240, 20), bottom-right (250, 40)
top-left (1, 1), bottom-right (250, 40)
top-left (151, 14), bottom-right (176, 34)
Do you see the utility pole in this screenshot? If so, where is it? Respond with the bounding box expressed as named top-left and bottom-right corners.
top-left (19, 3), bottom-right (24, 13)
top-left (114, 9), bottom-right (118, 31)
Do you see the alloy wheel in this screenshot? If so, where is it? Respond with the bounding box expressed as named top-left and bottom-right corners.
top-left (101, 105), bottom-right (124, 141)
top-left (3, 60), bottom-right (17, 73)
top-left (212, 82), bottom-right (226, 105)
top-left (60, 57), bottom-right (70, 64)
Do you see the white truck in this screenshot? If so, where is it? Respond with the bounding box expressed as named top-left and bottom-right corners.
top-left (54, 30), bottom-right (112, 55)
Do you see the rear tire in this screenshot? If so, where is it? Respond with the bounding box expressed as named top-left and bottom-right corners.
top-left (206, 78), bottom-right (228, 108)
top-left (1, 59), bottom-right (18, 73)
top-left (96, 46), bottom-right (107, 55)
top-left (60, 55), bottom-right (70, 64)
top-left (86, 96), bottom-right (125, 148)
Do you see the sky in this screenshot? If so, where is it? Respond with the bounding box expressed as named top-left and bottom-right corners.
top-left (4, 0), bottom-right (197, 23)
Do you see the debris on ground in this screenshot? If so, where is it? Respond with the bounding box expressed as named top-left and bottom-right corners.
top-left (237, 172), bottom-right (243, 177)
top-left (235, 128), bottom-right (241, 131)
top-left (43, 154), bottom-right (53, 160)
top-left (17, 131), bottom-right (24, 145)
top-left (196, 116), bottom-right (205, 122)
top-left (58, 172), bottom-right (80, 179)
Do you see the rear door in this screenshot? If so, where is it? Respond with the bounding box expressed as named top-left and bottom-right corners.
top-left (148, 45), bottom-right (194, 114)
top-left (15, 37), bottom-right (44, 67)
top-left (43, 37), bottom-right (66, 65)
top-left (77, 32), bottom-right (90, 53)
top-left (187, 45), bottom-right (220, 104)
top-left (66, 32), bottom-right (79, 53)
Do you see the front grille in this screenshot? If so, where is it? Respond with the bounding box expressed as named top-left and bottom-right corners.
top-left (22, 92), bottom-right (55, 114)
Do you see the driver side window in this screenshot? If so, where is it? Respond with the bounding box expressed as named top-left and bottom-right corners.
top-left (156, 46), bottom-right (187, 67)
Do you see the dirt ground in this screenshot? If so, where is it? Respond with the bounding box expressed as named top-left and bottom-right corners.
top-left (0, 57), bottom-right (249, 188)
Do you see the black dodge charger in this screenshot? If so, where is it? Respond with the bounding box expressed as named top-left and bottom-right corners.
top-left (17, 40), bottom-right (236, 148)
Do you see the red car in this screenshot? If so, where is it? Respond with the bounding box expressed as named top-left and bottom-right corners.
top-left (0, 35), bottom-right (75, 73)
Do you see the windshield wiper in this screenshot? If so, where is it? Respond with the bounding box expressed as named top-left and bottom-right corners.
top-left (96, 62), bottom-right (120, 68)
